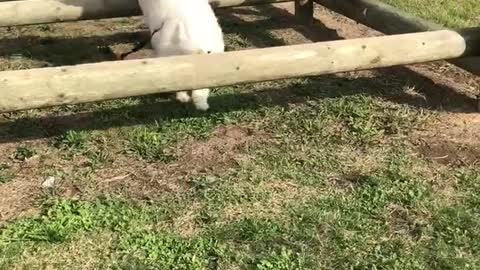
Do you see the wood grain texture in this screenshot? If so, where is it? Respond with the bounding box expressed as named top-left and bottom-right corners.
top-left (0, 0), bottom-right (291, 27)
top-left (0, 29), bottom-right (476, 112)
top-left (314, 0), bottom-right (480, 76)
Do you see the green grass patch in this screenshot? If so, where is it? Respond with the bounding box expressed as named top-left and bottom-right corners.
top-left (381, 0), bottom-right (479, 28)
top-left (12, 146), bottom-right (37, 162)
top-left (53, 130), bottom-right (90, 153)
top-left (0, 164), bottom-right (15, 184)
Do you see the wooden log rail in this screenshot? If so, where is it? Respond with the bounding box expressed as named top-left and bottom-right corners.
top-left (314, 0), bottom-right (480, 75)
top-left (0, 0), bottom-right (291, 27)
top-left (0, 29), bottom-right (478, 113)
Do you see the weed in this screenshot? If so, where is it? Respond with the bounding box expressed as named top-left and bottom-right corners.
top-left (0, 164), bottom-right (15, 184)
top-left (254, 247), bottom-right (307, 270)
top-left (85, 149), bottom-right (112, 169)
top-left (232, 218), bottom-right (284, 242)
top-left (12, 146), bottom-right (37, 161)
top-left (115, 233), bottom-right (222, 270)
top-left (54, 130), bottom-right (89, 152)
top-left (125, 128), bottom-right (175, 162)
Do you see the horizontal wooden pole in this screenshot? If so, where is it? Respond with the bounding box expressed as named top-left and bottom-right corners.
top-left (0, 29), bottom-right (478, 113)
top-left (314, 0), bottom-right (480, 76)
top-left (0, 0), bottom-right (290, 27)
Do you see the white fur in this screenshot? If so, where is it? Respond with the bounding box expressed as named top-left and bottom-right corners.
top-left (138, 0), bottom-right (225, 111)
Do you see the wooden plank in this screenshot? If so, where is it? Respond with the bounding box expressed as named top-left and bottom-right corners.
top-left (314, 0), bottom-right (480, 76)
top-left (0, 29), bottom-right (477, 113)
top-left (0, 0), bottom-right (291, 27)
top-left (295, 0), bottom-right (313, 24)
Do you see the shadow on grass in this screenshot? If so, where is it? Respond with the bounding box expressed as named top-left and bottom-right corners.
top-left (0, 31), bottom-right (148, 67)
top-left (0, 71), bottom-right (476, 144)
top-left (227, 4), bottom-right (477, 112)
top-left (0, 4), bottom-right (476, 143)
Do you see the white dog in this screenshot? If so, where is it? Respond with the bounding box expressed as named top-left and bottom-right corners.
top-left (137, 0), bottom-right (225, 111)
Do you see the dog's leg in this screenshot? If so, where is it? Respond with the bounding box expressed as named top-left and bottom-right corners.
top-left (191, 88), bottom-right (210, 111)
top-left (175, 91), bottom-right (192, 103)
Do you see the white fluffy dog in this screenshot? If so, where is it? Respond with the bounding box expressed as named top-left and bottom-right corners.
top-left (137, 0), bottom-right (225, 111)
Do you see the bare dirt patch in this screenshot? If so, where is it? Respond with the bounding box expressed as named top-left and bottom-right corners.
top-left (0, 140), bottom-right (50, 225)
top-left (76, 125), bottom-right (264, 199)
top-left (414, 113), bottom-right (480, 166)
top-left (175, 125), bottom-right (258, 172)
top-left (0, 181), bottom-right (40, 225)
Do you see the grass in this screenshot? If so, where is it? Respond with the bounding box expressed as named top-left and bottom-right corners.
top-left (53, 130), bottom-right (90, 152)
top-left (0, 164), bottom-right (15, 184)
top-left (381, 0), bottom-right (480, 28)
top-left (1, 158), bottom-right (478, 269)
top-left (1, 1), bottom-right (479, 270)
top-left (12, 146), bottom-right (37, 162)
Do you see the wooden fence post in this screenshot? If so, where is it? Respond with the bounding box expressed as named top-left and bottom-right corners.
top-left (295, 0), bottom-right (313, 24)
